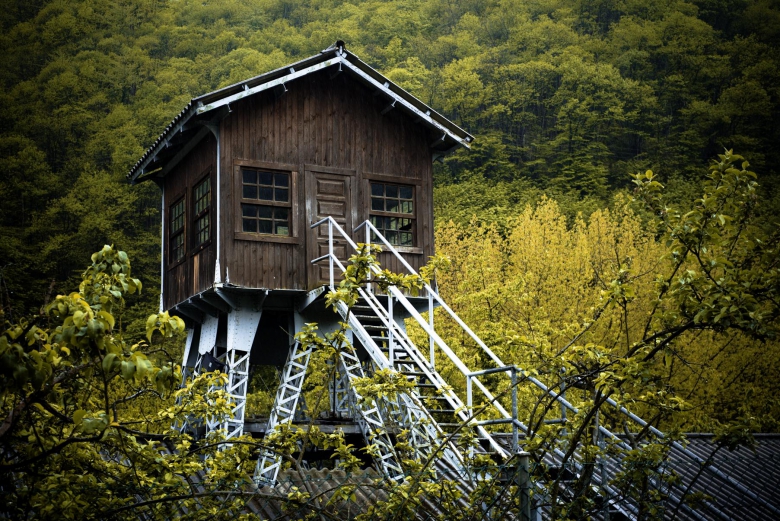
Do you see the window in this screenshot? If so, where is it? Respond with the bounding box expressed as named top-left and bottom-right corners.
top-left (240, 169), bottom-right (290, 236)
top-left (369, 182), bottom-right (415, 246)
top-left (193, 176), bottom-right (211, 247)
top-left (170, 198), bottom-right (185, 263)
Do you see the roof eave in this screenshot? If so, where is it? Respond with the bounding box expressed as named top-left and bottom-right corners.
top-left (127, 43), bottom-right (472, 183)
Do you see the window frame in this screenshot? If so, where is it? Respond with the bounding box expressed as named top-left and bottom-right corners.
top-left (168, 193), bottom-right (187, 267)
top-left (191, 170), bottom-right (212, 254)
top-left (233, 160), bottom-right (299, 244)
top-left (364, 174), bottom-right (422, 254)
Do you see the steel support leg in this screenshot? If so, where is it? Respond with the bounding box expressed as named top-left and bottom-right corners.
top-left (220, 309), bottom-right (262, 440)
top-left (255, 341), bottom-right (313, 485)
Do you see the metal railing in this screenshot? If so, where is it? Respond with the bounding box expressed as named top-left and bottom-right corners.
top-left (311, 217), bottom-right (780, 520)
top-left (313, 217), bottom-right (517, 458)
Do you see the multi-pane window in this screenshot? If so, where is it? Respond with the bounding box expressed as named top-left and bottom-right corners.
top-left (193, 176), bottom-right (211, 247)
top-left (369, 182), bottom-right (415, 246)
top-left (240, 169), bottom-right (290, 236)
top-left (170, 198), bottom-right (185, 263)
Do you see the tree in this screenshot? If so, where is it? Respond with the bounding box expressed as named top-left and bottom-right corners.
top-left (426, 151), bottom-right (780, 517)
top-left (0, 245), bottom-right (257, 520)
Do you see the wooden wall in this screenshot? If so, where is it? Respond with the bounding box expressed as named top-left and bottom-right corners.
top-left (163, 133), bottom-right (217, 310)
top-left (219, 71), bottom-right (435, 291)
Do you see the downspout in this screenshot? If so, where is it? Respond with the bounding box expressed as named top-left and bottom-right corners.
top-left (205, 123), bottom-right (222, 284)
top-left (160, 185), bottom-right (165, 313)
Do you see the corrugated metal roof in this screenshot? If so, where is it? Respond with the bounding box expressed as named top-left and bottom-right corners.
top-left (663, 434), bottom-right (780, 520)
top-left (498, 433), bottom-right (780, 520)
top-left (153, 430), bottom-right (779, 519)
top-left (127, 41), bottom-right (473, 184)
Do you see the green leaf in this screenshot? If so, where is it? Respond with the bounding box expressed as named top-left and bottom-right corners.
top-left (146, 314), bottom-right (158, 341)
top-left (98, 310), bottom-right (115, 330)
top-left (102, 353), bottom-right (117, 374)
top-left (73, 409), bottom-right (87, 425)
top-left (121, 361), bottom-right (135, 381)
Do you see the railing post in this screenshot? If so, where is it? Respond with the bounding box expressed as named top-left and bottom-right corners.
top-left (560, 368), bottom-right (567, 438)
top-left (428, 290), bottom-right (434, 369)
top-left (598, 427), bottom-right (609, 521)
top-left (515, 451), bottom-right (531, 521)
top-left (388, 293), bottom-right (394, 365)
top-left (512, 367), bottom-right (518, 454)
top-left (366, 220), bottom-right (372, 294)
top-left (467, 375), bottom-right (473, 459)
top-left (328, 218), bottom-right (334, 289)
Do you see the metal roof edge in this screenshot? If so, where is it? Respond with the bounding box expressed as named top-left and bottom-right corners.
top-left (127, 42), bottom-right (472, 183)
top-left (339, 48), bottom-right (473, 143)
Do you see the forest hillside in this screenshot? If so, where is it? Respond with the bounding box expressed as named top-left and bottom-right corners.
top-left (1, 0), bottom-right (779, 432)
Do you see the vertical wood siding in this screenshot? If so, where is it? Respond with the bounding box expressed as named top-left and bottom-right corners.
top-left (219, 71), bottom-right (434, 291)
top-left (165, 70), bottom-right (435, 305)
top-left (163, 133), bottom-right (217, 310)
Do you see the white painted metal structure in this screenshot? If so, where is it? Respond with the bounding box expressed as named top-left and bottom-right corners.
top-left (299, 218), bottom-right (780, 520)
top-left (254, 341), bottom-right (313, 484)
top-left (175, 218), bottom-right (780, 520)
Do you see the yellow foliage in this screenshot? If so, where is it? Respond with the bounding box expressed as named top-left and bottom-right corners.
top-left (426, 196), bottom-right (780, 430)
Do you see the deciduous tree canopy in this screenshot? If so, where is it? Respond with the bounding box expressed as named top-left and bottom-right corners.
top-left (2, 0), bottom-right (780, 317)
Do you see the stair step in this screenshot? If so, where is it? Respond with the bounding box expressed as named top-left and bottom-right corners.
top-left (354, 314), bottom-right (382, 321)
top-left (386, 355), bottom-right (415, 360)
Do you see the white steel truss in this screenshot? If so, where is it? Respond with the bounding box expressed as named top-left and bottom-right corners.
top-left (255, 341), bottom-right (313, 485)
top-left (219, 308), bottom-right (262, 440)
top-left (256, 337), bottom-right (405, 485)
top-left (329, 362), bottom-right (351, 416)
top-left (337, 342), bottom-right (405, 482)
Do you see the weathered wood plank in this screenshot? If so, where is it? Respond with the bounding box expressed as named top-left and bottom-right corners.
top-left (160, 71), bottom-right (437, 301)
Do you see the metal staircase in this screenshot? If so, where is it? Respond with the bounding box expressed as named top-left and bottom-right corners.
top-left (300, 217), bottom-right (780, 521)
top-left (335, 296), bottom-right (464, 469)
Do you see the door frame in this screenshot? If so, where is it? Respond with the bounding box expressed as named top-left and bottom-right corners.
top-left (304, 164), bottom-right (358, 288)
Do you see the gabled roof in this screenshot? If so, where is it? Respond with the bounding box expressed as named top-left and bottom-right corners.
top-left (127, 41), bottom-right (473, 183)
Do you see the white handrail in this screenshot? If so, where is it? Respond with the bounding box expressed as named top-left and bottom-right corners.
top-left (311, 217), bottom-right (780, 519)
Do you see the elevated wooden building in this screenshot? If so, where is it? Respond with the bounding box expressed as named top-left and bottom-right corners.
top-left (128, 42), bottom-right (477, 483)
top-left (129, 41), bottom-right (471, 310)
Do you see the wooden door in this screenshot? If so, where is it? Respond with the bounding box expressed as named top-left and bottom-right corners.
top-left (305, 167), bottom-right (356, 287)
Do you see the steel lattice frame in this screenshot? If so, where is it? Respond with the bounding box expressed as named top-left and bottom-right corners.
top-left (330, 363), bottom-right (351, 416)
top-left (337, 343), bottom-right (405, 482)
top-left (254, 341), bottom-right (313, 485)
top-left (219, 309), bottom-right (262, 440)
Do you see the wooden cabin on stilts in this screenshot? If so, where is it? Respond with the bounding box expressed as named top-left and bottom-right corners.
top-left (127, 41), bottom-right (482, 486)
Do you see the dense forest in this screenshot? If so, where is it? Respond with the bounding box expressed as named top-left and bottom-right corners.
top-left (2, 0), bottom-right (780, 318)
top-left (1, 0), bottom-right (780, 518)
